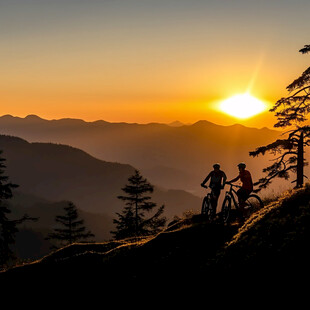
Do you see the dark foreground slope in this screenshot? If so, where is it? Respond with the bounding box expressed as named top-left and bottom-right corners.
top-left (1, 217), bottom-right (238, 285)
top-left (2, 185), bottom-right (310, 288)
top-left (214, 185), bottom-right (310, 278)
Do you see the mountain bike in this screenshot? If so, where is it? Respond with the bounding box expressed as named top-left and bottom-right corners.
top-left (221, 183), bottom-right (263, 223)
top-left (201, 185), bottom-right (217, 220)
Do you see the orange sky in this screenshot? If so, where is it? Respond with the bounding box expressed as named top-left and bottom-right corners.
top-left (1, 1), bottom-right (310, 128)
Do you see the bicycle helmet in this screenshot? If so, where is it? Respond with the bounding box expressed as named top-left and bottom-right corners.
top-left (237, 162), bottom-right (246, 168)
top-left (213, 163), bottom-right (220, 168)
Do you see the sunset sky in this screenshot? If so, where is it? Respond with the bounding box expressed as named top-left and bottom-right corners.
top-left (1, 0), bottom-right (310, 128)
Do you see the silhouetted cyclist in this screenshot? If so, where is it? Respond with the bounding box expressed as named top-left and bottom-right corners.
top-left (227, 162), bottom-right (253, 218)
top-left (201, 163), bottom-right (227, 216)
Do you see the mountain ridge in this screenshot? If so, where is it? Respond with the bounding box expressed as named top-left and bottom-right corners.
top-left (0, 134), bottom-right (200, 219)
top-left (0, 114), bottom-right (282, 196)
top-left (0, 113), bottom-right (279, 130)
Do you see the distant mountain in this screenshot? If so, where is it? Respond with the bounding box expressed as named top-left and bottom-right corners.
top-left (0, 135), bottom-right (200, 220)
top-left (168, 120), bottom-right (187, 127)
top-left (0, 115), bottom-right (282, 196)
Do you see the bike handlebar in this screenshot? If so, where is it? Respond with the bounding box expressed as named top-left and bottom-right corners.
top-left (225, 182), bottom-right (241, 188)
top-left (201, 183), bottom-right (241, 189)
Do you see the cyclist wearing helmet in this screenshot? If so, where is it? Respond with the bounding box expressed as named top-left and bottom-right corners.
top-left (201, 163), bottom-right (227, 215)
top-left (227, 162), bottom-right (253, 215)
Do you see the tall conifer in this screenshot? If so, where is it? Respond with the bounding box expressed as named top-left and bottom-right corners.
top-left (112, 170), bottom-right (166, 239)
top-left (47, 201), bottom-right (94, 248)
top-left (250, 44), bottom-right (310, 189)
top-left (0, 150), bottom-right (19, 266)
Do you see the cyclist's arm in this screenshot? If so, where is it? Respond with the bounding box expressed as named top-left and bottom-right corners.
top-left (201, 172), bottom-right (212, 187)
top-left (222, 172), bottom-right (227, 187)
top-left (227, 175), bottom-right (240, 183)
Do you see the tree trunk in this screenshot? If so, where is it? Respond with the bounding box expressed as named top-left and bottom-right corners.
top-left (296, 131), bottom-right (304, 188)
top-left (135, 194), bottom-right (138, 236)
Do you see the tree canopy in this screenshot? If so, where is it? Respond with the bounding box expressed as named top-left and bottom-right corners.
top-left (46, 201), bottom-right (94, 248)
top-left (250, 44), bottom-right (310, 189)
top-left (112, 170), bottom-right (166, 240)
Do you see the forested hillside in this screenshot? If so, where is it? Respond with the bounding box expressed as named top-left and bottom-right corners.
top-left (0, 134), bottom-right (200, 219)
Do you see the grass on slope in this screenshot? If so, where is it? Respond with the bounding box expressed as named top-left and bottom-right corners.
top-left (3, 184), bottom-right (310, 284)
top-left (213, 184), bottom-right (310, 278)
top-left (1, 216), bottom-right (238, 282)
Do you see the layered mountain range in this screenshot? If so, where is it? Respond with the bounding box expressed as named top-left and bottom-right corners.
top-left (0, 135), bottom-right (199, 219)
top-left (0, 115), bottom-right (289, 259)
top-left (0, 114), bottom-right (282, 196)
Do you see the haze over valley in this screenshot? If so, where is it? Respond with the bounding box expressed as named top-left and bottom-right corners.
top-left (0, 114), bottom-right (283, 198)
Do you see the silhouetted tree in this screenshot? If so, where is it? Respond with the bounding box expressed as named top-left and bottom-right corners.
top-left (250, 44), bottom-right (310, 189)
top-left (0, 151), bottom-right (18, 266)
top-left (112, 170), bottom-right (166, 240)
top-left (0, 150), bottom-right (37, 267)
top-left (46, 201), bottom-right (94, 248)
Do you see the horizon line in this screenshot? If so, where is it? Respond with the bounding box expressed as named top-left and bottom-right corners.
top-left (0, 113), bottom-right (277, 130)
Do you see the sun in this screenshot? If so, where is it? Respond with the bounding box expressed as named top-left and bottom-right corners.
top-left (219, 93), bottom-right (267, 119)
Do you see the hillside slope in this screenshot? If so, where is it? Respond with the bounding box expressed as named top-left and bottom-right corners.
top-left (3, 185), bottom-right (310, 285)
top-left (0, 135), bottom-right (200, 219)
top-left (214, 185), bottom-right (310, 277)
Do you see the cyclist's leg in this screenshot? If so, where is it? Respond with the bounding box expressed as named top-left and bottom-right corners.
top-left (211, 188), bottom-right (221, 217)
top-left (237, 188), bottom-right (247, 217)
top-left (237, 188), bottom-right (252, 219)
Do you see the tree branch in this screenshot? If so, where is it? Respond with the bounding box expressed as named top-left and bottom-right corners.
top-left (255, 165), bottom-right (296, 191)
top-left (249, 139), bottom-right (294, 157)
top-left (299, 45), bottom-right (310, 54)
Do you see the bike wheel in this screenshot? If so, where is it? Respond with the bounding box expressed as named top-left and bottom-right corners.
top-left (245, 194), bottom-right (263, 214)
top-left (221, 196), bottom-right (231, 223)
top-left (201, 196), bottom-right (209, 215)
top-left (201, 195), bottom-right (213, 219)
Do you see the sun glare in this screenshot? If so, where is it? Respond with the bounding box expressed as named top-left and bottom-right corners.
top-left (219, 93), bottom-right (267, 119)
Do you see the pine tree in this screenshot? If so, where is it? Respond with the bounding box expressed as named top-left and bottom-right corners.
top-left (47, 201), bottom-right (94, 248)
top-left (112, 170), bottom-right (166, 240)
top-left (271, 44), bottom-right (310, 127)
top-left (250, 44), bottom-right (310, 189)
top-left (0, 150), bottom-right (19, 266)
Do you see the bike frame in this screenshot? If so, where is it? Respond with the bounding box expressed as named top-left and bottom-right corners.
top-left (222, 183), bottom-right (263, 223)
top-left (201, 185), bottom-right (217, 218)
top-left (201, 185), bottom-right (217, 201)
top-left (224, 183), bottom-right (241, 209)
